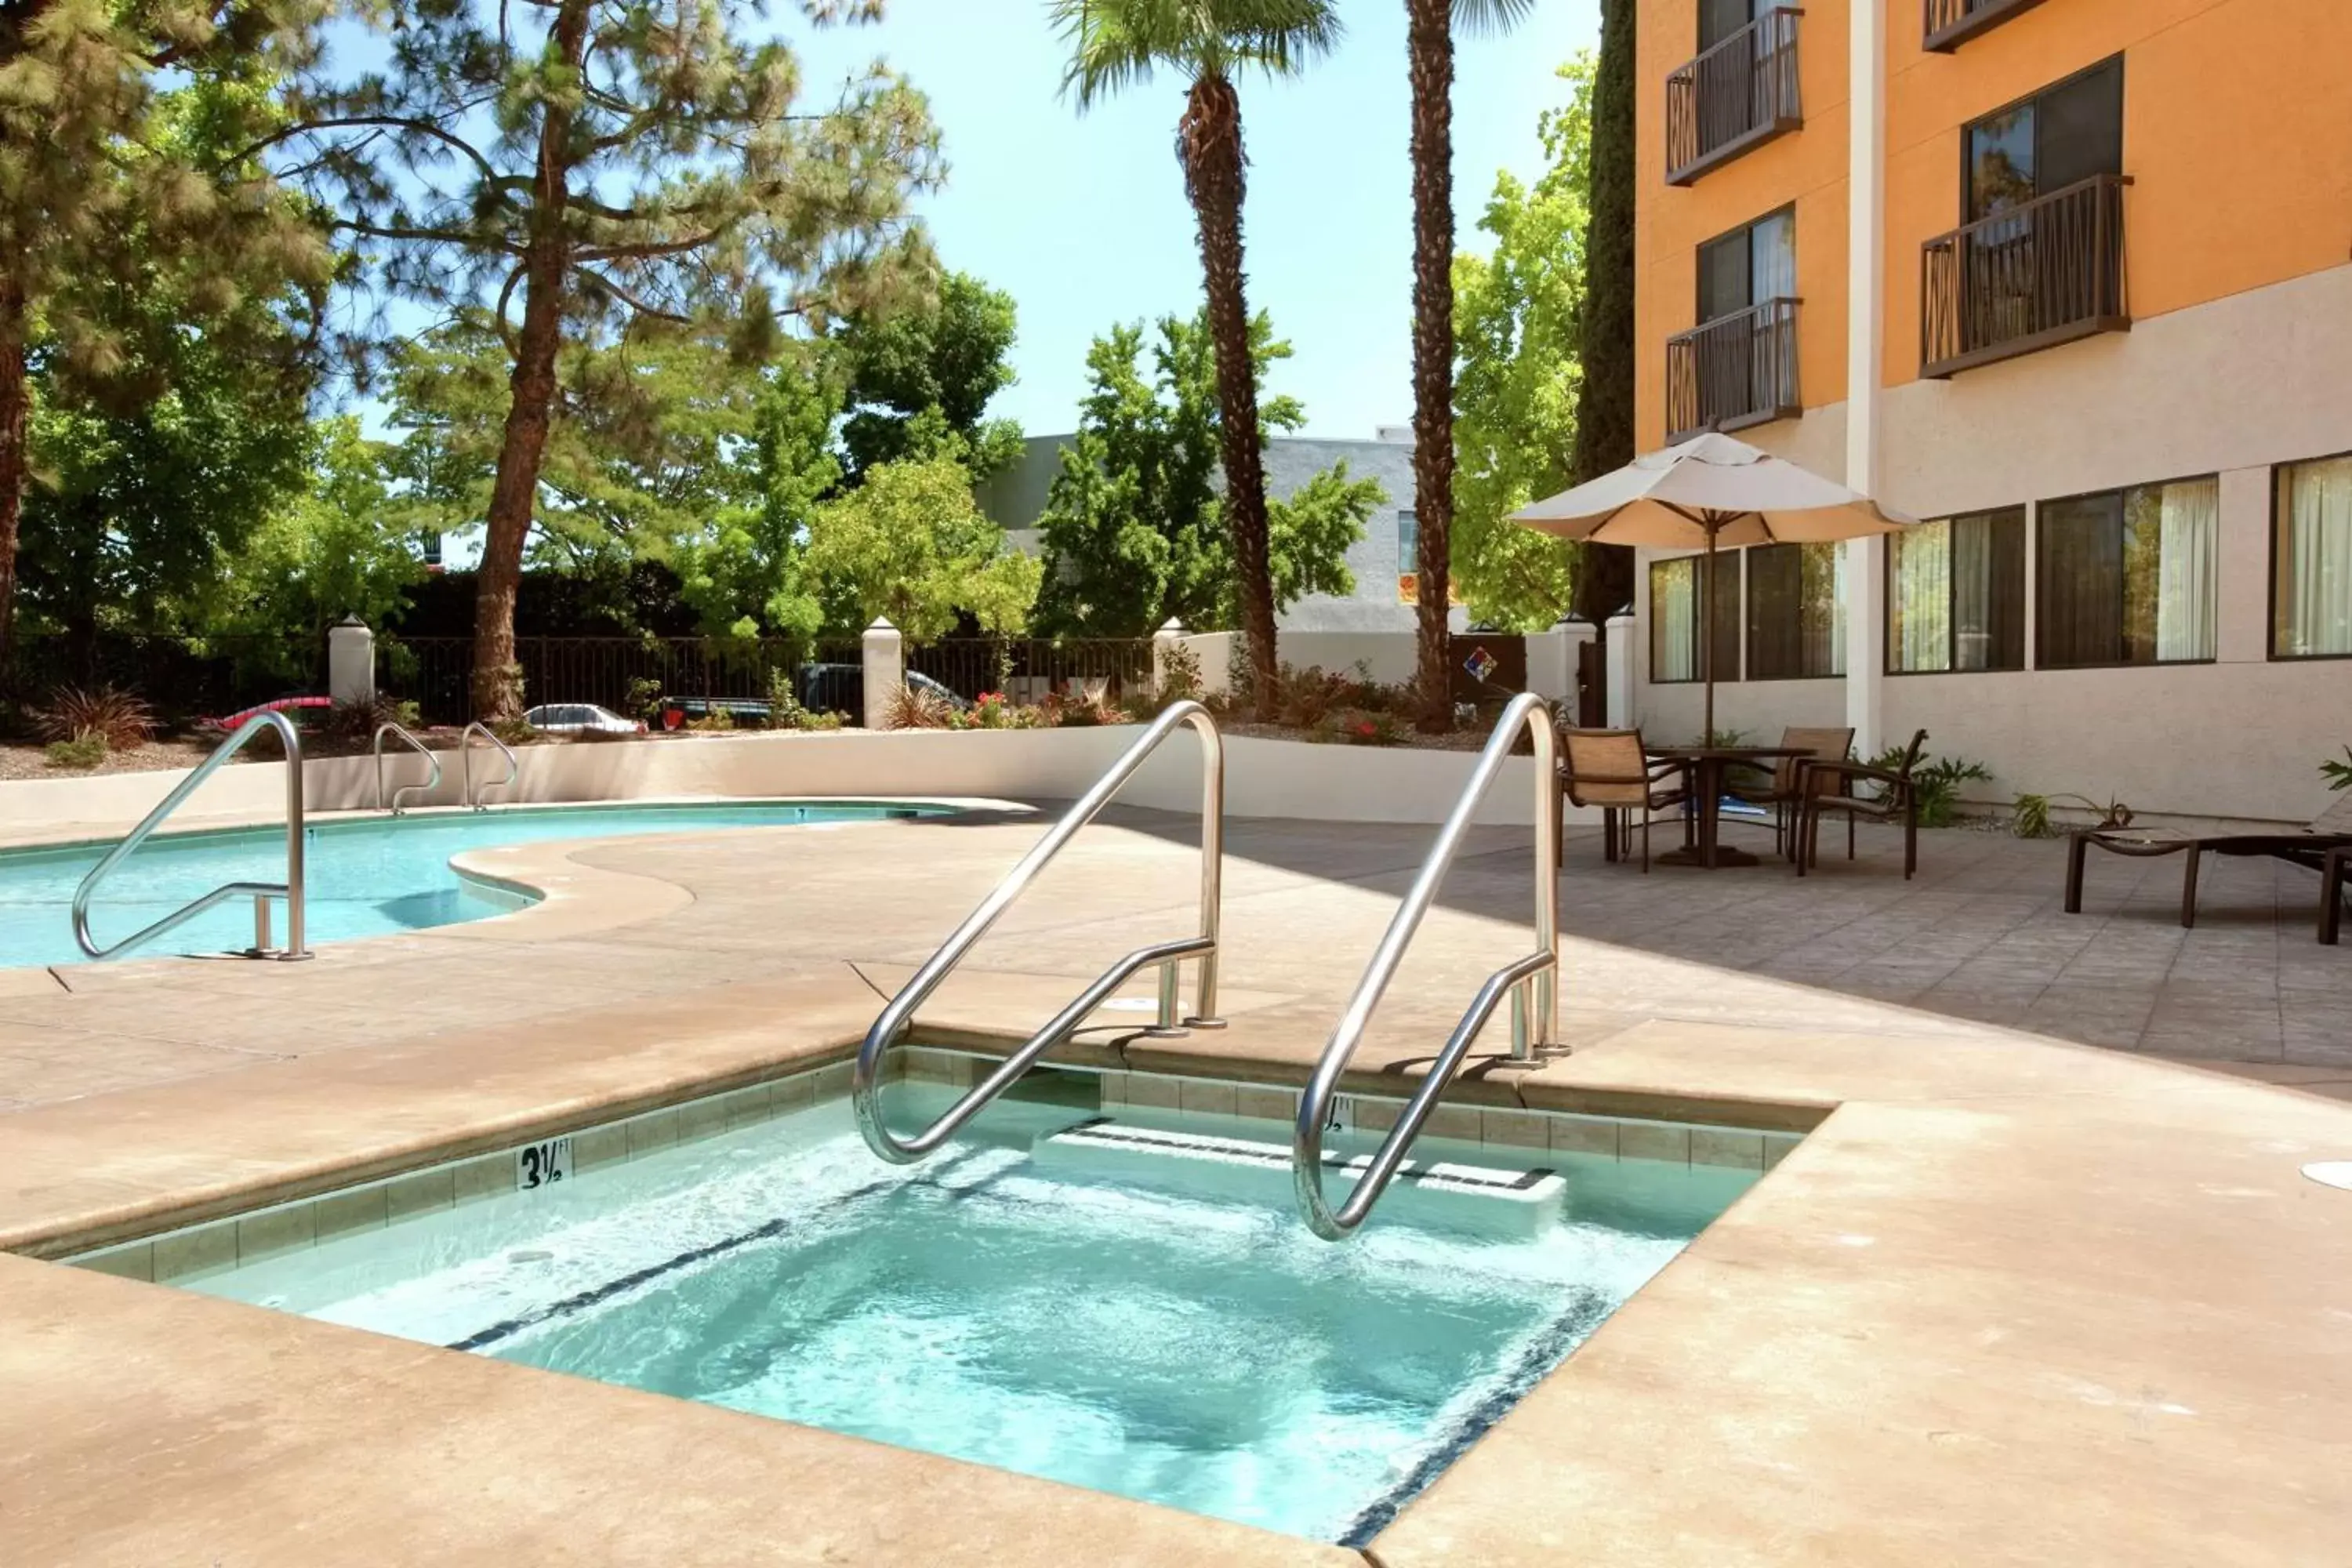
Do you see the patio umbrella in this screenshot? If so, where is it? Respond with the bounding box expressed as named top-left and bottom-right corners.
top-left (1511, 431), bottom-right (1918, 739)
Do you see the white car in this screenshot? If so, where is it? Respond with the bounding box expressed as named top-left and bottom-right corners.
top-left (522, 702), bottom-right (643, 735)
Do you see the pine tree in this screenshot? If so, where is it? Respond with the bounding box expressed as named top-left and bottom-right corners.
top-left (1569, 0), bottom-right (1637, 623)
top-left (267, 0), bottom-right (942, 718)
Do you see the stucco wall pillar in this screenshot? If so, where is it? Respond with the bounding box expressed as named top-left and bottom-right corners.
top-left (327, 616), bottom-right (375, 709)
top-left (1845, 0), bottom-right (1888, 758)
top-left (1604, 614), bottom-right (1638, 728)
top-left (2216, 466), bottom-right (2272, 665)
top-left (860, 619), bottom-right (902, 731)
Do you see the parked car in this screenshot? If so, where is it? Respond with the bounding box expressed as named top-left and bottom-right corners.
top-left (793, 664), bottom-right (967, 717)
top-left (656, 695), bottom-right (776, 730)
top-left (522, 702), bottom-right (643, 735)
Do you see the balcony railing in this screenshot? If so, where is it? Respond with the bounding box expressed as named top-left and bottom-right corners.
top-left (1923, 0), bottom-right (2049, 51)
top-left (1666, 298), bottom-right (1801, 445)
top-left (1664, 8), bottom-right (1802, 186)
top-left (1920, 173), bottom-right (2129, 379)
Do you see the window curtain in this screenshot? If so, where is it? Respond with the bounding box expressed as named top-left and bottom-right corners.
top-left (1830, 542), bottom-right (1851, 674)
top-left (1652, 557), bottom-right (1697, 682)
top-left (2154, 477), bottom-right (2219, 662)
top-left (1889, 521), bottom-right (1953, 672)
top-left (2279, 456), bottom-right (2352, 657)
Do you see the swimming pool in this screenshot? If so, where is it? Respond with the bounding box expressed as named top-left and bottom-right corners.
top-left (149, 1067), bottom-right (1765, 1543)
top-left (0, 801), bottom-right (948, 968)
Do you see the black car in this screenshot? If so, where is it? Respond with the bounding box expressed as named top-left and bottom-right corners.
top-left (794, 664), bottom-right (968, 717)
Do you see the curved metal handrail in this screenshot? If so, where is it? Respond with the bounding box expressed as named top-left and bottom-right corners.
top-left (459, 721), bottom-right (517, 811)
top-left (1294, 691), bottom-right (1560, 1240)
top-left (852, 699), bottom-right (1225, 1165)
top-left (72, 709), bottom-right (309, 963)
top-left (373, 722), bottom-right (442, 814)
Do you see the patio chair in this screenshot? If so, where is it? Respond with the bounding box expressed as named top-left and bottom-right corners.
top-left (2321, 846), bottom-right (2348, 946)
top-left (1726, 725), bottom-right (1855, 861)
top-left (1560, 727), bottom-right (1690, 873)
top-left (1794, 729), bottom-right (1931, 880)
top-left (2065, 787), bottom-right (2352, 935)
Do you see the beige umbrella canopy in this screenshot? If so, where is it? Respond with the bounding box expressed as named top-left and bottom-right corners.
top-left (1512, 432), bottom-right (1918, 737)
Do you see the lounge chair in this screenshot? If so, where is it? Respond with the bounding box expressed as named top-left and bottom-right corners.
top-left (2321, 847), bottom-right (2349, 946)
top-left (2064, 789), bottom-right (2352, 932)
top-left (1794, 729), bottom-right (1931, 880)
top-left (1561, 727), bottom-right (1690, 873)
top-left (1726, 725), bottom-right (1855, 861)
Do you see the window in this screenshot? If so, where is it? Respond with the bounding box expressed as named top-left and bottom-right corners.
top-left (1396, 510), bottom-right (1417, 604)
top-left (1674, 207), bottom-right (1798, 440)
top-left (2275, 454), bottom-right (2352, 659)
top-left (1887, 510), bottom-right (2026, 673)
top-left (1746, 543), bottom-right (1846, 679)
top-left (1965, 58), bottom-right (2122, 222)
top-left (1698, 0), bottom-right (1774, 49)
top-left (1650, 554), bottom-right (1740, 684)
top-left (1697, 207), bottom-right (1796, 324)
top-left (2037, 477), bottom-right (2220, 669)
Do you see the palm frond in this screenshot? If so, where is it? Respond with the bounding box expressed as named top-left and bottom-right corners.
top-left (1047, 0), bottom-right (1341, 103)
top-left (1451, 0), bottom-right (1538, 37)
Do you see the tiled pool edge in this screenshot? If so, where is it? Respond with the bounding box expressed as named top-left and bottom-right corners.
top-left (71, 1048), bottom-right (1804, 1289)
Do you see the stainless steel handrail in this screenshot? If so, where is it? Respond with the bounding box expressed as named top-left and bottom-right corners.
top-left (373, 722), bottom-right (442, 814)
top-left (1293, 691), bottom-right (1560, 1240)
top-left (852, 699), bottom-right (1224, 1165)
top-left (71, 710), bottom-right (310, 963)
top-left (459, 721), bottom-right (517, 810)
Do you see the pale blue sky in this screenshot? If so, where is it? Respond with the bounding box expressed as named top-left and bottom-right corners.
top-left (795, 1), bottom-right (1602, 441)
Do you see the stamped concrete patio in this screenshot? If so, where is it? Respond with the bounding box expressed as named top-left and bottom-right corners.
top-left (2, 802), bottom-right (2347, 1564)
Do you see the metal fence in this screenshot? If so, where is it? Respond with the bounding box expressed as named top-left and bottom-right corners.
top-left (904, 638), bottom-right (1155, 704)
top-left (384, 636), bottom-right (867, 724)
top-left (5, 633), bottom-right (322, 724)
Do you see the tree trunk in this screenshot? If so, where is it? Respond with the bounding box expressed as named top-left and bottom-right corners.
top-left (1406, 0), bottom-right (1457, 731)
top-left (0, 273), bottom-right (26, 679)
top-left (470, 0), bottom-right (590, 721)
top-left (1572, 0), bottom-right (1639, 626)
top-left (1180, 72), bottom-right (1278, 719)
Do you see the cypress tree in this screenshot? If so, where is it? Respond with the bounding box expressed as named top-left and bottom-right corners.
top-left (1570, 0), bottom-right (1636, 623)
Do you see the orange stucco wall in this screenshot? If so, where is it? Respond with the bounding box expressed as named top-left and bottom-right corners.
top-left (1636, 0), bottom-right (2352, 445)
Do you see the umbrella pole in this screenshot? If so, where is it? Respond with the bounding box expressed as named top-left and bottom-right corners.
top-left (1701, 525), bottom-right (1718, 743)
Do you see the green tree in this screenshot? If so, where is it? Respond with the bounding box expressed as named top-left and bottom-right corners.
top-left (1051, 0), bottom-right (1341, 717)
top-left (1451, 55), bottom-right (1592, 631)
top-left (1569, 0), bottom-right (1637, 622)
top-left (0, 9), bottom-right (332, 662)
top-left (801, 452), bottom-right (1040, 643)
top-left (209, 418), bottom-right (427, 644)
top-left (837, 270), bottom-right (1022, 482)
top-left (670, 357), bottom-right (837, 637)
top-left (1404, 0), bottom-right (1534, 727)
top-left (1034, 310), bottom-right (1379, 638)
top-left (269, 0), bottom-right (943, 718)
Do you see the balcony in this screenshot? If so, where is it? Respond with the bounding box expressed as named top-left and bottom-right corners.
top-left (1923, 0), bottom-right (2050, 52)
top-left (1666, 299), bottom-right (1802, 445)
top-left (1920, 173), bottom-right (2129, 379)
top-left (1664, 9), bottom-right (1802, 187)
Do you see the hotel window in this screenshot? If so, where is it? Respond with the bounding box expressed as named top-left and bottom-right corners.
top-left (1964, 57), bottom-right (2122, 224)
top-left (1650, 553), bottom-right (1740, 684)
top-left (1746, 543), bottom-right (1845, 679)
top-left (2275, 454), bottom-right (2352, 659)
top-left (1887, 510), bottom-right (2026, 673)
top-left (2037, 477), bottom-right (2220, 669)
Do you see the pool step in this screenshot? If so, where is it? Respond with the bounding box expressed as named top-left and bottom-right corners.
top-left (1029, 1117), bottom-right (1564, 1238)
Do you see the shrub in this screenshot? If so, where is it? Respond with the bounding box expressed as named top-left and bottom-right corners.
top-left (1870, 746), bottom-right (1991, 828)
top-left (325, 693), bottom-right (420, 741)
top-left (625, 676), bottom-right (666, 726)
top-left (491, 717), bottom-right (539, 748)
top-left (1272, 663), bottom-right (1353, 728)
top-left (1152, 641), bottom-right (1205, 714)
top-left (2012, 793), bottom-right (2053, 840)
top-left (36, 686), bottom-right (154, 751)
top-left (44, 731), bottom-right (108, 770)
top-left (2324, 746), bottom-right (2352, 793)
top-left (687, 704), bottom-right (736, 732)
top-left (1039, 688), bottom-right (1130, 728)
top-left (884, 683), bottom-right (953, 731)
top-left (1312, 708), bottom-right (1406, 747)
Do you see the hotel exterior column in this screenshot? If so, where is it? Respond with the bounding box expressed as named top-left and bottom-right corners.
top-left (1844, 0), bottom-right (1888, 757)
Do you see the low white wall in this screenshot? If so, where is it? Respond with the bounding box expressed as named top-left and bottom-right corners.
top-left (3, 728), bottom-right (1590, 837)
top-left (1180, 628), bottom-right (1581, 706)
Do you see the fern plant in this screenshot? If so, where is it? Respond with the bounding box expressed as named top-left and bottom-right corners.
top-left (2324, 746), bottom-right (2352, 792)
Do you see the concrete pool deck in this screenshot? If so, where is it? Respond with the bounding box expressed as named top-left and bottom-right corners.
top-left (2, 804), bottom-right (2349, 1563)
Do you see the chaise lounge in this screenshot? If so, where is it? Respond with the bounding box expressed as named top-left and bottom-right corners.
top-left (2063, 789), bottom-right (2352, 936)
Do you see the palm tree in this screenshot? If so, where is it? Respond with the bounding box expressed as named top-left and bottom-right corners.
top-left (1053, 0), bottom-right (1343, 719)
top-left (1407, 0), bottom-right (1534, 730)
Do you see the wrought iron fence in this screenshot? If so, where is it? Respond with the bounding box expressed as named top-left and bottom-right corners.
top-left (1664, 7), bottom-right (1802, 184)
top-left (1921, 173), bottom-right (2129, 377)
top-left (1666, 298), bottom-right (1802, 444)
top-left (383, 635), bottom-right (866, 724)
top-left (5, 633), bottom-right (322, 724)
top-left (904, 638), bottom-right (1156, 705)
top-left (1923, 0), bottom-right (2047, 51)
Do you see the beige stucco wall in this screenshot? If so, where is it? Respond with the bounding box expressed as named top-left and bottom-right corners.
top-left (1631, 263), bottom-right (2352, 825)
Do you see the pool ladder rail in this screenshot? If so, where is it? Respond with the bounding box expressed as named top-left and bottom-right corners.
top-left (373, 722), bottom-right (442, 814)
top-left (851, 699), bottom-right (1225, 1166)
top-left (71, 709), bottom-right (311, 964)
top-left (1292, 691), bottom-right (1563, 1240)
top-left (459, 721), bottom-right (518, 810)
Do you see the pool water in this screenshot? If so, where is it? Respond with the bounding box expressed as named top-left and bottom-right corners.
top-left (184, 1082), bottom-right (1755, 1542)
top-left (0, 801), bottom-right (946, 968)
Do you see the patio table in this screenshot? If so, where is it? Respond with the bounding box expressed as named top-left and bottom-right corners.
top-left (1642, 744), bottom-right (1809, 869)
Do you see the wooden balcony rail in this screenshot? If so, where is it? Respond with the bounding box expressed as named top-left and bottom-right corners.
top-left (1666, 298), bottom-right (1802, 445)
top-left (1664, 8), bottom-right (1802, 186)
top-left (1920, 173), bottom-right (2129, 379)
top-left (1923, 0), bottom-right (2050, 52)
